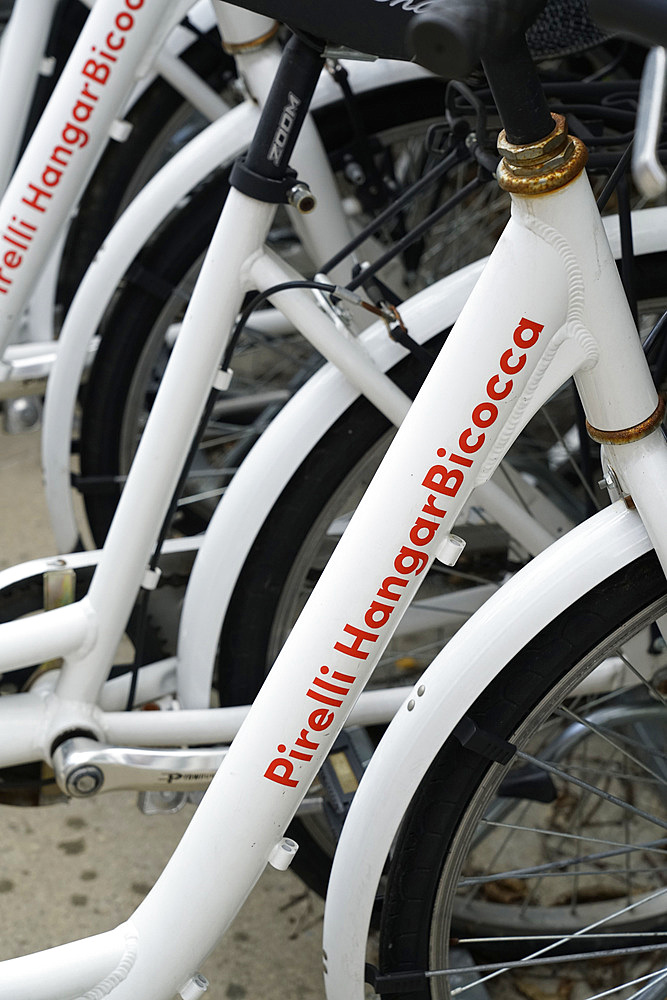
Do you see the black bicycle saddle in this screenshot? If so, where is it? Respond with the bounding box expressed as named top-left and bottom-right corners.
top-left (221, 0), bottom-right (605, 76)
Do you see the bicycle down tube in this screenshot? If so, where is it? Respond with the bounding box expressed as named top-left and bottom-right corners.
top-left (0, 0), bottom-right (197, 349)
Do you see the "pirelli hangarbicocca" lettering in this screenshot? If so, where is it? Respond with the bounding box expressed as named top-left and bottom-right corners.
top-left (264, 317), bottom-right (544, 789)
top-left (0, 0), bottom-right (145, 295)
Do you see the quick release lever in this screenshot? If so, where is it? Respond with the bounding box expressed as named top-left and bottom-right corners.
top-left (633, 46), bottom-right (667, 200)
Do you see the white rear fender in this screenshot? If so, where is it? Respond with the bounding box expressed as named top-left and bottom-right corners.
top-left (322, 500), bottom-right (654, 1000)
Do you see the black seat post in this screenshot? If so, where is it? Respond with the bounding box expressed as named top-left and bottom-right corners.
top-left (230, 33), bottom-right (324, 204)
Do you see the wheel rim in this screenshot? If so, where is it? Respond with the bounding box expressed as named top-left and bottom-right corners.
top-left (428, 596), bottom-right (667, 999)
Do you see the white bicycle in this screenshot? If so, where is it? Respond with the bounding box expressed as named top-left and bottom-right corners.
top-left (0, 0), bottom-right (441, 451)
top-left (0, 0), bottom-right (234, 402)
top-left (0, 0), bottom-right (623, 905)
top-left (2, 0), bottom-right (667, 997)
top-left (0, 0), bottom-right (446, 548)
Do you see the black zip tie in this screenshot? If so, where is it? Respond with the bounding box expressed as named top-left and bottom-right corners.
top-left (365, 963), bottom-right (427, 995)
top-left (453, 715), bottom-right (516, 765)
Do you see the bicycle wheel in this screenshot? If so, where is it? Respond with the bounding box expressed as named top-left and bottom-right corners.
top-left (77, 75), bottom-right (522, 546)
top-left (378, 548), bottom-right (667, 1000)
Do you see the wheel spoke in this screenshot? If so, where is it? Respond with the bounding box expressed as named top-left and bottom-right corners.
top-left (515, 749), bottom-right (667, 834)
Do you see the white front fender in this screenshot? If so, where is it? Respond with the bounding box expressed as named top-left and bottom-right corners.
top-left (321, 500), bottom-right (653, 1000)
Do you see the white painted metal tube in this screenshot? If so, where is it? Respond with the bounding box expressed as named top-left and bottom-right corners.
top-left (0, 923), bottom-right (137, 1000)
top-left (515, 175), bottom-right (658, 431)
top-left (213, 2), bottom-right (275, 47)
top-left (0, 533), bottom-right (199, 592)
top-left (55, 191), bottom-right (276, 705)
top-left (99, 686), bottom-right (408, 745)
top-left (606, 427), bottom-right (667, 578)
top-left (0, 692), bottom-right (49, 766)
top-left (42, 100), bottom-right (261, 552)
top-left (472, 478), bottom-right (556, 554)
top-left (0, 600), bottom-right (94, 675)
top-left (0, 0), bottom-right (60, 197)
top-left (249, 249), bottom-right (411, 426)
top-left (153, 48), bottom-right (230, 121)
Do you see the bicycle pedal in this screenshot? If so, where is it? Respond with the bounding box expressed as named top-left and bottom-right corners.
top-left (319, 727), bottom-right (374, 834)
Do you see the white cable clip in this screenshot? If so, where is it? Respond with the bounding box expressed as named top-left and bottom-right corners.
top-left (178, 973), bottom-right (209, 999)
top-left (39, 56), bottom-right (57, 77)
top-left (213, 367), bottom-right (233, 391)
top-left (435, 533), bottom-right (466, 567)
top-left (142, 566), bottom-right (162, 591)
top-left (109, 119), bottom-right (133, 143)
top-left (268, 837), bottom-right (299, 870)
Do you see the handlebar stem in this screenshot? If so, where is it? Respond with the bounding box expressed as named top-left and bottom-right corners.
top-left (481, 31), bottom-right (554, 145)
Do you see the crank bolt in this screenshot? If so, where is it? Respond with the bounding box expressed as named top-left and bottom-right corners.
top-left (66, 765), bottom-right (104, 797)
top-left (287, 182), bottom-right (316, 214)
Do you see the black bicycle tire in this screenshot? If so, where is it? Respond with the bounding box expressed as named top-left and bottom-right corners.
top-left (377, 548), bottom-right (667, 999)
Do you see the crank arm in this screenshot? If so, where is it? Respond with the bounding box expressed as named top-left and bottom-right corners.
top-left (51, 736), bottom-right (328, 817)
top-left (52, 736), bottom-right (226, 797)
top-left (633, 46), bottom-right (667, 199)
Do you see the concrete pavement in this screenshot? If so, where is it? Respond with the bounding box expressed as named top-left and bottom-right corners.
top-left (0, 425), bottom-right (329, 999)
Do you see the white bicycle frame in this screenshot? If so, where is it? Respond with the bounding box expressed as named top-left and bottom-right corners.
top-left (22, 0), bottom-right (580, 683)
top-left (0, 0), bottom-right (227, 373)
top-left (40, 23), bottom-right (432, 551)
top-left (0, 0), bottom-right (576, 759)
top-left (31, 0), bottom-right (648, 690)
top-left (0, 72), bottom-right (667, 995)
